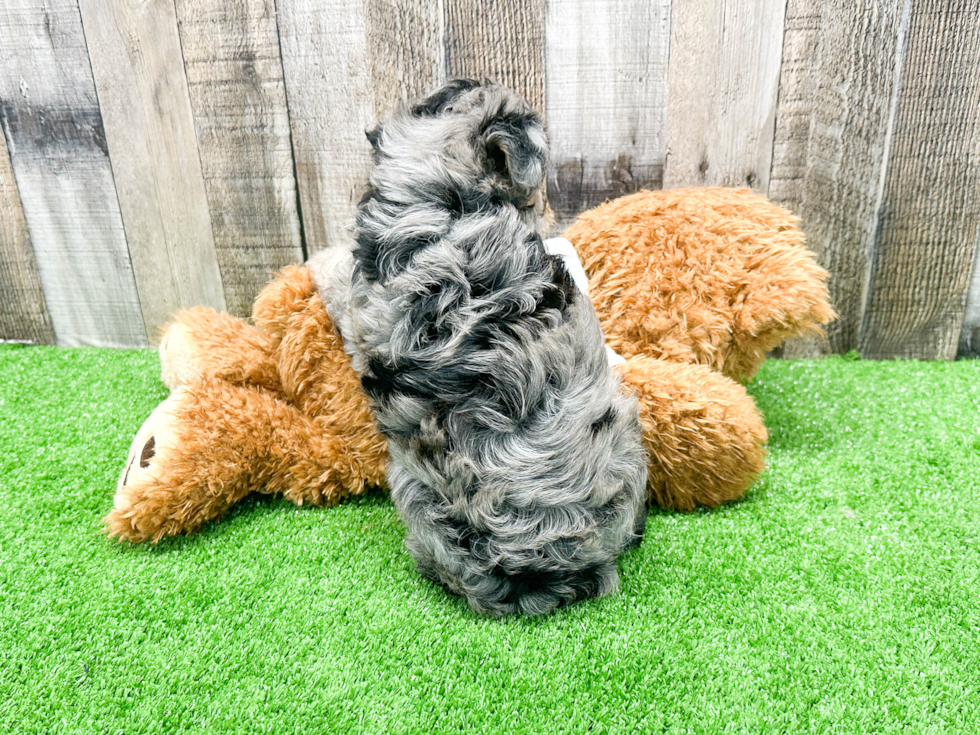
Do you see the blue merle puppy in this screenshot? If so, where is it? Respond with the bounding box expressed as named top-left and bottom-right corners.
top-left (321, 80), bottom-right (647, 617)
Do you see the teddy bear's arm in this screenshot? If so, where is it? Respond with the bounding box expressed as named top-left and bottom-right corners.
top-left (617, 355), bottom-right (768, 511)
top-left (251, 264), bottom-right (321, 341)
top-left (728, 236), bottom-right (835, 378)
top-left (106, 377), bottom-right (386, 543)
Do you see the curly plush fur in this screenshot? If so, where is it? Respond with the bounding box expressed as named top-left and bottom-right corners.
top-left (566, 188), bottom-right (834, 382)
top-left (323, 80), bottom-right (648, 617)
top-left (107, 266), bottom-right (387, 542)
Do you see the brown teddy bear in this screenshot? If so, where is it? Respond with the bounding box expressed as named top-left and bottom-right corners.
top-left (106, 188), bottom-right (832, 543)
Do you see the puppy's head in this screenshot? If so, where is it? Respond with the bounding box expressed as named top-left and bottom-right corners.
top-left (366, 80), bottom-right (548, 214)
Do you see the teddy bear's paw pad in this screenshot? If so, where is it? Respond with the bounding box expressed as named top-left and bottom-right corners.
top-left (116, 437), bottom-right (157, 502)
top-left (138, 435), bottom-right (156, 467)
top-left (115, 389), bottom-right (188, 507)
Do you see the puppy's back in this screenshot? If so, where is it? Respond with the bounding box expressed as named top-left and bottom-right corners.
top-left (326, 81), bottom-right (647, 616)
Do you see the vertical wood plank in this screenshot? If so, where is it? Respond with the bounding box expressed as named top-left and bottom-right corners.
top-left (275, 0), bottom-right (374, 255)
top-left (765, 0), bottom-right (827, 357)
top-left (545, 0), bottom-right (670, 229)
top-left (769, 0), bottom-right (908, 355)
top-left (0, 0), bottom-right (146, 347)
top-left (363, 0), bottom-right (442, 115)
top-left (767, 0), bottom-right (821, 215)
top-left (174, 0), bottom-right (304, 317)
top-left (961, 248), bottom-right (980, 357)
top-left (78, 0), bottom-right (226, 338)
top-left (860, 0), bottom-right (980, 360)
top-left (0, 127), bottom-right (54, 344)
top-left (443, 0), bottom-right (545, 114)
top-left (663, 0), bottom-right (785, 192)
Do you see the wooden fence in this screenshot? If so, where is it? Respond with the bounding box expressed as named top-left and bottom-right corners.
top-left (1, 0), bottom-right (979, 358)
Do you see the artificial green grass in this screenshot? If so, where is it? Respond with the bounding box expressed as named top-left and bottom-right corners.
top-left (1, 345), bottom-right (978, 734)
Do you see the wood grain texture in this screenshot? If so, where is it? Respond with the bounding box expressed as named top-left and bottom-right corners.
top-left (767, 0), bottom-right (821, 215)
top-left (175, 0), bottom-right (304, 318)
top-left (769, 0), bottom-right (908, 356)
top-left (78, 0), bottom-right (226, 339)
top-left (663, 0), bottom-right (785, 192)
top-left (0, 126), bottom-right (54, 344)
top-left (275, 0), bottom-right (374, 255)
top-left (961, 247), bottom-right (980, 357)
top-left (767, 0), bottom-right (836, 360)
top-left (0, 0), bottom-right (146, 347)
top-left (444, 0), bottom-right (545, 114)
top-left (364, 0), bottom-right (442, 115)
top-left (545, 0), bottom-right (670, 228)
top-left (860, 0), bottom-right (980, 360)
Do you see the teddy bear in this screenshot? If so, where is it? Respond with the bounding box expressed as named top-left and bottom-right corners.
top-left (106, 187), bottom-right (832, 543)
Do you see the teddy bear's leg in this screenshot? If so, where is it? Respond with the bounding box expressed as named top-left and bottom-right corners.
top-left (566, 188), bottom-right (834, 382)
top-left (617, 355), bottom-right (768, 511)
top-left (106, 377), bottom-right (379, 543)
top-left (159, 307), bottom-right (282, 394)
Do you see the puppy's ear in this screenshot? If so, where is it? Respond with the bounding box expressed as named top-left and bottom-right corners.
top-left (365, 125), bottom-right (383, 161)
top-left (481, 113), bottom-right (547, 202)
top-left (411, 78), bottom-right (480, 116)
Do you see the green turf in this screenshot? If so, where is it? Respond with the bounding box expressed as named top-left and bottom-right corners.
top-left (1, 345), bottom-right (978, 734)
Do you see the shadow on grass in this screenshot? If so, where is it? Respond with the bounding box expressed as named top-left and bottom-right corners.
top-left (747, 366), bottom-right (842, 452)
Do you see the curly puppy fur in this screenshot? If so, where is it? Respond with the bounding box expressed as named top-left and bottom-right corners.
top-left (325, 80), bottom-right (648, 617)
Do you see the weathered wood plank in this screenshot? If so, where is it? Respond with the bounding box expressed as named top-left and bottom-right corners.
top-left (545, 0), bottom-right (670, 228)
top-left (663, 0), bottom-right (785, 192)
top-left (767, 0), bottom-right (821, 215)
top-left (0, 126), bottom-right (54, 344)
top-left (443, 0), bottom-right (545, 114)
top-left (769, 0), bottom-right (908, 356)
top-left (364, 0), bottom-right (442, 115)
top-left (174, 0), bottom-right (304, 317)
top-left (766, 1), bottom-right (823, 359)
top-left (861, 0), bottom-right (980, 360)
top-left (961, 251), bottom-right (980, 357)
top-left (275, 0), bottom-right (374, 254)
top-left (78, 0), bottom-right (226, 338)
top-left (0, 0), bottom-right (146, 347)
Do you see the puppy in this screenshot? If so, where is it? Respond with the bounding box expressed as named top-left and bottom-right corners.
top-left (319, 80), bottom-right (647, 616)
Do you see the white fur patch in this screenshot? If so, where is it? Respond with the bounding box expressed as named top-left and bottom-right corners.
top-left (307, 245), bottom-right (355, 297)
top-left (544, 237), bottom-right (625, 366)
